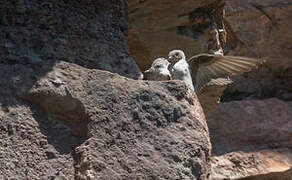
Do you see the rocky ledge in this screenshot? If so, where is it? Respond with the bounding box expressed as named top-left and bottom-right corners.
top-left (0, 61), bottom-right (211, 179)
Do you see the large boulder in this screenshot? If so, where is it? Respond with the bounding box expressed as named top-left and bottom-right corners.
top-left (0, 61), bottom-right (211, 179)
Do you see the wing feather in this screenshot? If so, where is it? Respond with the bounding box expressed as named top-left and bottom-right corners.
top-left (188, 54), bottom-right (263, 92)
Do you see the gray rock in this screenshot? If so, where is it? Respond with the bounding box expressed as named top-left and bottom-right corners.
top-left (0, 0), bottom-right (141, 79)
top-left (0, 60), bottom-right (211, 179)
top-left (209, 98), bottom-right (292, 179)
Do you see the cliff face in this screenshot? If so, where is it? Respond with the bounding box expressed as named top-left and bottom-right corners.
top-left (0, 0), bottom-right (141, 79)
top-left (0, 0), bottom-right (212, 179)
top-left (209, 98), bottom-right (292, 179)
top-left (127, 0), bottom-right (225, 71)
top-left (209, 0), bottom-right (292, 179)
top-left (222, 0), bottom-right (292, 102)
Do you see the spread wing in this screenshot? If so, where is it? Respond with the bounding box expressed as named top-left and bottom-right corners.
top-left (188, 53), bottom-right (263, 92)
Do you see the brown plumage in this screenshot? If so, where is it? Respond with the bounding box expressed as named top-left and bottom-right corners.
top-left (187, 53), bottom-right (264, 92)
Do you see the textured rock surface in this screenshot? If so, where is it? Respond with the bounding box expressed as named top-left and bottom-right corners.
top-left (0, 0), bottom-right (141, 79)
top-left (0, 61), bottom-right (211, 179)
top-left (208, 98), bottom-right (292, 179)
top-left (211, 149), bottom-right (292, 180)
top-left (127, 0), bottom-right (225, 71)
top-left (206, 1), bottom-right (292, 179)
top-left (241, 167), bottom-right (292, 180)
top-left (0, 64), bottom-right (77, 179)
top-left (222, 0), bottom-right (292, 102)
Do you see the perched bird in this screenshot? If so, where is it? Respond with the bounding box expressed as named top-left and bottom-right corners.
top-left (143, 58), bottom-right (171, 81)
top-left (168, 50), bottom-right (195, 91)
top-left (168, 49), bottom-right (263, 93)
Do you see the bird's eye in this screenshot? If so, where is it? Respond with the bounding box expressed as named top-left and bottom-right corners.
top-left (155, 65), bottom-right (162, 68)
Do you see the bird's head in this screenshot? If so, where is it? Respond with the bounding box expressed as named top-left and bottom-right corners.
top-left (168, 50), bottom-right (186, 63)
top-left (143, 58), bottom-right (171, 81)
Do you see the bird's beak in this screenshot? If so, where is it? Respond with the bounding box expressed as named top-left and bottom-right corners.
top-left (143, 70), bottom-right (150, 80)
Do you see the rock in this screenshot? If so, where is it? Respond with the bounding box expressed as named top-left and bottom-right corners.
top-left (28, 61), bottom-right (211, 179)
top-left (0, 0), bottom-right (141, 79)
top-left (0, 60), bottom-right (211, 179)
top-left (241, 167), bottom-right (292, 180)
top-left (0, 65), bottom-right (76, 179)
top-left (287, 101), bottom-right (292, 108)
top-left (222, 0), bottom-right (292, 102)
top-left (210, 148), bottom-right (292, 180)
top-left (127, 0), bottom-right (226, 71)
top-left (208, 98), bottom-right (292, 179)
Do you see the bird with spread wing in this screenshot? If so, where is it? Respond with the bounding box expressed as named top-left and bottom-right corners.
top-left (168, 50), bottom-right (264, 93)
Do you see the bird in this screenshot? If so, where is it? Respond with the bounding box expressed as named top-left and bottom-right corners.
top-left (143, 57), bottom-right (171, 81)
top-left (168, 49), bottom-right (263, 93)
top-left (168, 50), bottom-right (195, 91)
